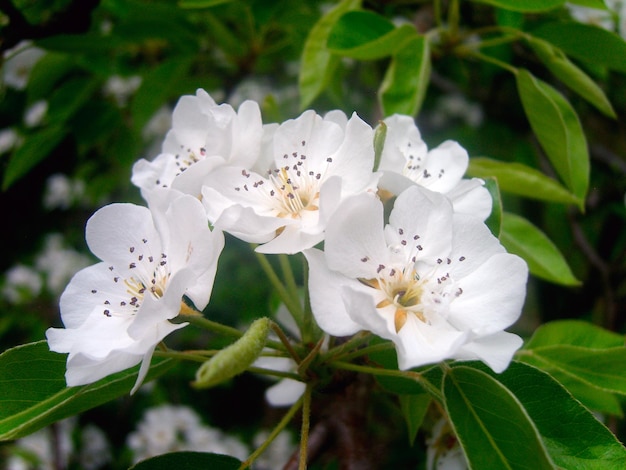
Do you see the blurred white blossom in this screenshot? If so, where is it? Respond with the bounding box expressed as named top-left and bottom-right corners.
top-left (252, 429), bottom-right (296, 470)
top-left (426, 417), bottom-right (468, 470)
top-left (428, 94), bottom-right (483, 130)
top-left (567, 1), bottom-right (626, 38)
top-left (6, 419), bottom-right (75, 470)
top-left (79, 424), bottom-right (112, 470)
top-left (103, 75), bottom-right (142, 106)
top-left (42, 173), bottom-right (86, 210)
top-left (0, 128), bottom-right (21, 154)
top-left (2, 41), bottom-right (46, 90)
top-left (24, 100), bottom-right (48, 128)
top-left (2, 264), bottom-right (42, 304)
top-left (127, 404), bottom-right (248, 463)
top-left (35, 233), bottom-right (92, 296)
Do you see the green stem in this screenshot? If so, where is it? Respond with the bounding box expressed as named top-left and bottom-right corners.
top-left (239, 394), bottom-right (304, 470)
top-left (299, 384), bottom-right (313, 470)
top-left (247, 366), bottom-right (303, 381)
top-left (330, 361), bottom-right (443, 401)
top-left (460, 50), bottom-right (519, 75)
top-left (334, 341), bottom-right (395, 363)
top-left (255, 251), bottom-right (304, 329)
top-left (272, 322), bottom-right (302, 364)
top-left (154, 349), bottom-right (216, 363)
top-left (320, 331), bottom-right (373, 362)
top-left (279, 253), bottom-right (300, 303)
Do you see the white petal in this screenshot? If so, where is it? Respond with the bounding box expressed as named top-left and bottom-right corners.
top-left (419, 141), bottom-right (468, 193)
top-left (448, 253), bottom-right (528, 335)
top-left (446, 178), bottom-right (492, 221)
top-left (379, 115), bottom-right (428, 174)
top-left (304, 249), bottom-right (362, 336)
top-left (324, 193), bottom-right (388, 279)
top-left (455, 331), bottom-right (523, 373)
top-left (255, 224), bottom-right (323, 255)
top-left (265, 379), bottom-right (306, 407)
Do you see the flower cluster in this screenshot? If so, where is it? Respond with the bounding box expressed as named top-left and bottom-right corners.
top-left (46, 89), bottom-right (528, 393)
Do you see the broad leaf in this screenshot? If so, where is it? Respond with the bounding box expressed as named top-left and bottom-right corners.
top-left (500, 212), bottom-right (580, 286)
top-left (526, 36), bottom-right (616, 118)
top-left (516, 69), bottom-right (589, 205)
top-left (524, 320), bottom-right (625, 350)
top-left (299, 0), bottom-right (361, 109)
top-left (444, 366), bottom-right (555, 469)
top-left (0, 341), bottom-right (177, 441)
top-left (380, 35), bottom-right (430, 116)
top-left (178, 0), bottom-right (234, 7)
top-left (129, 451), bottom-right (241, 469)
top-left (518, 345), bottom-right (626, 396)
top-left (398, 393), bottom-right (430, 445)
top-left (2, 125), bottom-right (67, 190)
top-left (481, 361), bottom-right (626, 469)
top-left (327, 11), bottom-right (417, 60)
top-left (468, 157), bottom-right (580, 205)
top-left (471, 0), bottom-right (564, 11)
top-left (531, 21), bottom-right (626, 73)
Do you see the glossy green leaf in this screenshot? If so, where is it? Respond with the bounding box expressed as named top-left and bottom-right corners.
top-left (380, 35), bottom-right (430, 116)
top-left (0, 341), bottom-right (177, 441)
top-left (515, 69), bottom-right (589, 205)
top-left (2, 125), bottom-right (67, 190)
top-left (129, 451), bottom-right (242, 469)
top-left (519, 345), bottom-right (626, 396)
top-left (327, 11), bottom-right (417, 60)
top-left (526, 36), bottom-right (616, 117)
top-left (27, 52), bottom-right (74, 102)
top-left (444, 366), bottom-right (555, 469)
top-left (468, 157), bottom-right (580, 205)
top-left (399, 393), bottom-right (430, 445)
top-left (531, 21), bottom-right (626, 73)
top-left (299, 0), bottom-right (361, 109)
top-left (524, 320), bottom-right (625, 350)
top-left (553, 376), bottom-right (623, 416)
top-left (482, 177), bottom-right (502, 237)
top-left (500, 212), bottom-right (580, 286)
top-left (480, 361), bottom-right (626, 469)
top-left (178, 0), bottom-right (234, 7)
top-left (471, 0), bottom-right (564, 12)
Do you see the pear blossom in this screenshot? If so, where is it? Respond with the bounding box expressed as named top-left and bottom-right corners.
top-left (201, 109), bottom-right (379, 254)
top-left (46, 191), bottom-right (224, 392)
top-left (132, 89), bottom-right (263, 198)
top-left (305, 185), bottom-right (527, 373)
top-left (377, 114), bottom-right (491, 221)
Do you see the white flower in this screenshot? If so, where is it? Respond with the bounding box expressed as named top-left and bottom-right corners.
top-left (24, 100), bottom-right (48, 127)
top-left (35, 233), bottom-right (91, 296)
top-left (127, 404), bottom-right (248, 463)
top-left (202, 109), bottom-right (379, 254)
top-left (305, 185), bottom-right (527, 373)
top-left (80, 424), bottom-right (111, 470)
top-left (2, 264), bottom-right (42, 304)
top-left (2, 41), bottom-right (45, 90)
top-left (132, 89), bottom-right (263, 198)
top-left (0, 128), bottom-right (21, 154)
top-left (252, 429), bottom-right (296, 470)
top-left (103, 74), bottom-right (142, 106)
top-left (46, 191), bottom-right (224, 392)
top-left (426, 417), bottom-right (468, 470)
top-left (377, 115), bottom-right (492, 221)
top-left (42, 173), bottom-right (86, 210)
top-left (6, 418), bottom-right (75, 470)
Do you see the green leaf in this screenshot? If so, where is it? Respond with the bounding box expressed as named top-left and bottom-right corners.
top-left (524, 320), bottom-right (625, 350)
top-left (27, 52), bottom-right (74, 102)
top-left (471, 0), bottom-right (564, 12)
top-left (482, 177), bottom-right (502, 237)
top-left (519, 345), bottom-right (626, 396)
top-left (468, 157), bottom-right (580, 205)
top-left (131, 57), bottom-right (194, 132)
top-left (0, 341), bottom-right (178, 441)
top-left (178, 0), bottom-right (234, 7)
top-left (525, 36), bottom-right (616, 118)
top-left (47, 76), bottom-right (99, 124)
top-left (444, 366), bottom-right (555, 469)
top-left (531, 21), bottom-right (626, 73)
top-left (193, 317), bottom-right (271, 389)
top-left (380, 35), bottom-right (430, 117)
top-left (567, 0), bottom-right (607, 7)
top-left (482, 361), bottom-right (626, 469)
top-left (398, 393), bottom-right (430, 445)
top-left (2, 126), bottom-right (67, 190)
top-left (515, 69), bottom-right (589, 205)
top-left (129, 451), bottom-right (242, 469)
top-left (500, 212), bottom-right (581, 286)
top-left (298, 0), bottom-right (361, 109)
top-left (327, 11), bottom-right (417, 60)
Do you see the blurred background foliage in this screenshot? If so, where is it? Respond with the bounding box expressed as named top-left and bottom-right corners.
top-left (0, 0), bottom-right (625, 468)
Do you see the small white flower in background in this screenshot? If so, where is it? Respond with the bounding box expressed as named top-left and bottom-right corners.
top-left (132, 89), bottom-right (263, 198)
top-left (23, 100), bottom-right (48, 128)
top-left (35, 233), bottom-right (92, 296)
top-left (2, 41), bottom-right (46, 90)
top-left (202, 109), bottom-right (379, 254)
top-left (79, 424), bottom-right (112, 470)
top-left (103, 74), bottom-right (142, 107)
top-left (42, 173), bottom-right (86, 210)
top-left (377, 114), bottom-right (492, 222)
top-left (426, 417), bottom-right (468, 470)
top-left (305, 185), bottom-right (527, 373)
top-left (127, 404), bottom-right (248, 463)
top-left (252, 429), bottom-right (296, 470)
top-left (0, 128), bottom-right (21, 154)
top-left (429, 94), bottom-right (483, 129)
top-left (142, 105), bottom-right (173, 157)
top-left (46, 190), bottom-right (224, 392)
top-left (6, 418), bottom-right (75, 470)
top-left (567, 1), bottom-right (626, 38)
top-left (2, 264), bottom-right (42, 304)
